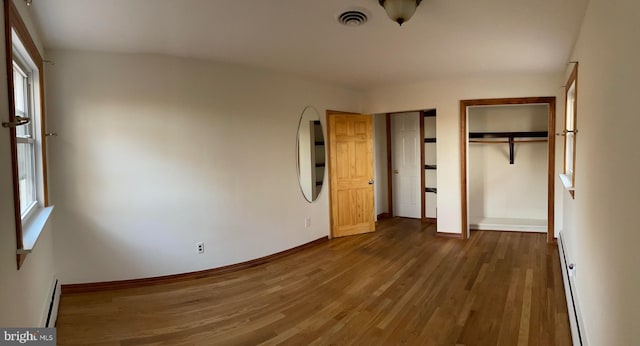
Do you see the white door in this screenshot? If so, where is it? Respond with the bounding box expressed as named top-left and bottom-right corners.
top-left (392, 113), bottom-right (421, 218)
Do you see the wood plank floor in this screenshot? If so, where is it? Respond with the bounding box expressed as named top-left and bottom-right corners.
top-left (56, 218), bottom-right (571, 345)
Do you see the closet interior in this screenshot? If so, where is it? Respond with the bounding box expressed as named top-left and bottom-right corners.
top-left (467, 104), bottom-right (549, 233)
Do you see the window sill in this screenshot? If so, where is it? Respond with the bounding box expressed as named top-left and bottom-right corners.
top-left (17, 205), bottom-right (54, 254)
top-left (559, 174), bottom-right (575, 198)
top-left (559, 174), bottom-right (574, 190)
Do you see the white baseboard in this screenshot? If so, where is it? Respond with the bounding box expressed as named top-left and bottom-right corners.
top-left (41, 278), bottom-right (61, 328)
top-left (470, 217), bottom-right (547, 233)
top-left (558, 233), bottom-right (586, 345)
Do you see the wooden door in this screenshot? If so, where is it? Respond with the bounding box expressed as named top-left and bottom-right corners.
top-left (327, 112), bottom-right (375, 238)
top-left (391, 113), bottom-right (421, 218)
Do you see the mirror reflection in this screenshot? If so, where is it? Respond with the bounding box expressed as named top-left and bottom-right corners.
top-left (297, 106), bottom-right (325, 202)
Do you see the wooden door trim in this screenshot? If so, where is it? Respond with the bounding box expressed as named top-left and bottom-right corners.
top-left (460, 97), bottom-right (556, 243)
top-left (460, 103), bottom-right (468, 240)
top-left (419, 112), bottom-right (426, 221)
top-left (386, 112), bottom-right (427, 221)
top-left (385, 114), bottom-right (393, 217)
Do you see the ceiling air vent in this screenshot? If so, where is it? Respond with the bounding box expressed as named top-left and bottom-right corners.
top-left (338, 10), bottom-right (368, 27)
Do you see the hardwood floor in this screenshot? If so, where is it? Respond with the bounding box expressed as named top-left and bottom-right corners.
top-left (56, 218), bottom-right (571, 345)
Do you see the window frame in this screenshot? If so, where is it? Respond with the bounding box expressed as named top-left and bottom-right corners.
top-left (4, 0), bottom-right (50, 269)
top-left (561, 62), bottom-right (578, 199)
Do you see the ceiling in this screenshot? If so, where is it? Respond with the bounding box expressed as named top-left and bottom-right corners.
top-left (30, 0), bottom-right (589, 90)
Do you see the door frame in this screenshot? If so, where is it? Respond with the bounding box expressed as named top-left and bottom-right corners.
top-left (459, 97), bottom-right (556, 243)
top-left (385, 110), bottom-right (429, 222)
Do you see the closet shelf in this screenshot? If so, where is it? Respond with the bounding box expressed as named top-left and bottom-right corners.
top-left (469, 131), bottom-right (548, 164)
top-left (425, 187), bottom-right (437, 194)
top-left (424, 164), bottom-right (437, 170)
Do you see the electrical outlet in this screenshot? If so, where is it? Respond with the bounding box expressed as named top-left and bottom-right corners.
top-left (305, 218), bottom-right (311, 228)
top-left (196, 242), bottom-right (204, 254)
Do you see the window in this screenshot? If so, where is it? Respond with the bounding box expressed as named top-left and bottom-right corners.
top-left (561, 63), bottom-right (578, 198)
top-left (6, 2), bottom-right (52, 269)
top-left (14, 57), bottom-right (38, 219)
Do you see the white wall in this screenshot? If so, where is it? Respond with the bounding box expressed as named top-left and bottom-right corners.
top-left (468, 105), bottom-right (548, 223)
top-left (363, 74), bottom-right (564, 235)
top-left (0, 2), bottom-right (57, 327)
top-left (45, 50), bottom-right (361, 284)
top-left (560, 0), bottom-right (640, 344)
top-left (373, 114), bottom-right (388, 217)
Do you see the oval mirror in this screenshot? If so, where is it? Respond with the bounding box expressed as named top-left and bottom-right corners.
top-left (296, 106), bottom-right (325, 202)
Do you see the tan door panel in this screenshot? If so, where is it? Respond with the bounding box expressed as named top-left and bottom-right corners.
top-left (327, 112), bottom-right (375, 237)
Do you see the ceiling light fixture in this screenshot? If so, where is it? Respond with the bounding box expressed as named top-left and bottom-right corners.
top-left (379, 0), bottom-right (422, 26)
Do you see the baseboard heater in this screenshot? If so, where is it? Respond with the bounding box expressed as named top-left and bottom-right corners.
top-left (558, 233), bottom-right (586, 345)
top-left (42, 278), bottom-right (61, 328)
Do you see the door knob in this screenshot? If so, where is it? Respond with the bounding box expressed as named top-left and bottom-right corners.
top-left (393, 170), bottom-right (399, 174)
top-left (368, 180), bottom-right (374, 184)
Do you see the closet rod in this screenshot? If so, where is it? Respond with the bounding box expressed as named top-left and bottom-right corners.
top-left (469, 139), bottom-right (548, 144)
top-left (468, 131), bottom-right (548, 139)
top-left (468, 131), bottom-right (548, 164)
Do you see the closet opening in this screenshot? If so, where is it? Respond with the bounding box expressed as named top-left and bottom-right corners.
top-left (460, 98), bottom-right (556, 243)
top-left (373, 109), bottom-right (437, 223)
